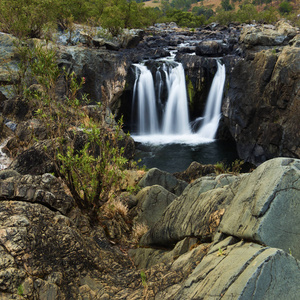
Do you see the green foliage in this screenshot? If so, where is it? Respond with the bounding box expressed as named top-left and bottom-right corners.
top-left (140, 271), bottom-right (147, 287)
top-left (192, 6), bottom-right (215, 19)
top-left (0, 0), bottom-right (55, 38)
top-left (166, 9), bottom-right (206, 27)
top-left (15, 42), bottom-right (129, 219)
top-left (214, 159), bottom-right (244, 175)
top-left (236, 4), bottom-right (258, 23)
top-left (278, 1), bottom-right (293, 15)
top-left (210, 10), bottom-right (236, 25)
top-left (17, 284), bottom-right (24, 296)
top-left (0, 0), bottom-right (160, 38)
top-left (170, 0), bottom-right (199, 11)
top-left (221, 0), bottom-right (234, 11)
top-left (257, 7), bottom-right (279, 24)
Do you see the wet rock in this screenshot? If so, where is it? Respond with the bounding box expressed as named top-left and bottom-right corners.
top-left (224, 42), bottom-right (300, 164)
top-left (195, 40), bottom-right (230, 57)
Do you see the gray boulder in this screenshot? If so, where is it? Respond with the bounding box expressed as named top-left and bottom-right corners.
top-left (140, 174), bottom-right (241, 247)
top-left (138, 168), bottom-right (188, 196)
top-left (239, 21), bottom-right (297, 49)
top-left (219, 157), bottom-right (300, 260)
top-left (196, 40), bottom-right (230, 57)
top-left (175, 240), bottom-right (300, 299)
top-left (134, 185), bottom-right (176, 228)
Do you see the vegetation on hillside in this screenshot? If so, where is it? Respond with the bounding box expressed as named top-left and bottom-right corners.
top-left (0, 0), bottom-right (299, 39)
top-left (10, 41), bottom-right (132, 222)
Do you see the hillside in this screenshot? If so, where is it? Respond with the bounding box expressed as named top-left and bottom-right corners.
top-left (144, 0), bottom-right (300, 14)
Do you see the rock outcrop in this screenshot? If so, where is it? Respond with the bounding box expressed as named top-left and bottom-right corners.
top-left (223, 22), bottom-right (300, 165)
top-left (128, 157), bottom-right (300, 299)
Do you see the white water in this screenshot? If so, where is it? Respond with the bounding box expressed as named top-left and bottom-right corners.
top-left (162, 64), bottom-right (190, 134)
top-left (133, 64), bottom-right (159, 134)
top-left (197, 61), bottom-right (226, 139)
top-left (132, 60), bottom-right (226, 145)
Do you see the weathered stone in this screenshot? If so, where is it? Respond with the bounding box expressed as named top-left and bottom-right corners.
top-left (196, 40), bottom-right (230, 57)
top-left (134, 185), bottom-right (176, 228)
top-left (223, 43), bottom-right (300, 164)
top-left (239, 21), bottom-right (297, 49)
top-left (219, 157), bottom-right (300, 260)
top-left (175, 241), bottom-right (300, 300)
top-left (140, 174), bottom-right (241, 247)
top-left (138, 168), bottom-right (188, 196)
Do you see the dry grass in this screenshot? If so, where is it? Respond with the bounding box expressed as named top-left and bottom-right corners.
top-left (103, 198), bottom-right (129, 218)
top-left (131, 223), bottom-right (149, 244)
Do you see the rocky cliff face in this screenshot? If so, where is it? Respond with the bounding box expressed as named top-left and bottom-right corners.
top-left (223, 22), bottom-right (300, 165)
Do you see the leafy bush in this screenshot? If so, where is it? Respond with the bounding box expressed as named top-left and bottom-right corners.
top-left (15, 42), bottom-right (129, 220)
top-left (0, 0), bottom-right (56, 38)
top-left (278, 1), bottom-right (293, 15)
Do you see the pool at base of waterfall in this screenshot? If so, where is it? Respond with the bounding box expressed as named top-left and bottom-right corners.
top-left (134, 140), bottom-right (239, 173)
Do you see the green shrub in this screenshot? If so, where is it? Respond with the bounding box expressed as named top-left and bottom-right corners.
top-left (0, 0), bottom-right (56, 38)
top-left (278, 1), bottom-right (293, 15)
top-left (15, 42), bottom-right (129, 220)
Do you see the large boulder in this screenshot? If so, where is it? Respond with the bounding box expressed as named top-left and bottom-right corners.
top-left (174, 240), bottom-right (300, 300)
top-left (219, 157), bottom-right (300, 260)
top-left (138, 168), bottom-right (188, 196)
top-left (239, 21), bottom-right (297, 49)
top-left (140, 174), bottom-right (241, 247)
top-left (141, 157), bottom-right (300, 262)
top-left (133, 185), bottom-right (177, 228)
top-left (195, 40), bottom-right (230, 57)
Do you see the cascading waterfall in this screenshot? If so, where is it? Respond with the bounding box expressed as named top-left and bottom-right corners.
top-left (162, 64), bottom-right (191, 134)
top-left (132, 64), bottom-right (159, 135)
top-left (197, 60), bottom-right (226, 139)
top-left (131, 59), bottom-right (226, 144)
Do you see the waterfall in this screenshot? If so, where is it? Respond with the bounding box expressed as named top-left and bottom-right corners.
top-left (133, 64), bottom-right (159, 135)
top-left (162, 64), bottom-right (190, 134)
top-left (131, 60), bottom-right (226, 144)
top-left (132, 61), bottom-right (190, 137)
top-left (197, 61), bottom-right (226, 139)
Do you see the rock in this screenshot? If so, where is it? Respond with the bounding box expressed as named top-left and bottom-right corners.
top-left (219, 157), bottom-right (300, 260)
top-left (0, 33), bottom-right (18, 97)
top-left (121, 35), bottom-right (141, 49)
top-left (140, 174), bottom-right (241, 247)
top-left (92, 37), bottom-right (105, 47)
top-left (0, 169), bottom-right (20, 180)
top-left (133, 185), bottom-right (176, 228)
top-left (138, 168), bottom-right (188, 196)
top-left (128, 248), bottom-right (169, 269)
top-left (0, 173), bottom-right (75, 214)
top-left (239, 22), bottom-right (297, 49)
top-left (223, 43), bottom-right (300, 164)
top-left (175, 240), bottom-right (300, 299)
top-left (289, 34), bottom-right (300, 47)
top-left (104, 41), bottom-right (120, 51)
top-left (9, 141), bottom-right (56, 175)
top-left (195, 40), bottom-right (230, 57)
top-left (173, 161), bottom-right (215, 182)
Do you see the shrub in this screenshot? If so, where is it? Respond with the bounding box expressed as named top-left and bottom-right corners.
top-left (278, 1), bottom-right (293, 15)
top-left (15, 42), bottom-right (129, 221)
top-left (0, 0), bottom-right (56, 38)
